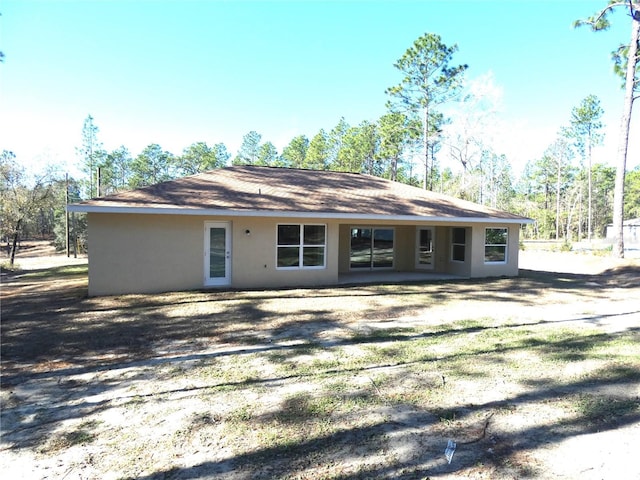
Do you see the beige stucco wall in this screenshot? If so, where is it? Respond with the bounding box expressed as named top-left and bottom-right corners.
top-left (88, 213), bottom-right (206, 295)
top-left (229, 216), bottom-right (339, 289)
top-left (469, 223), bottom-right (520, 278)
top-left (441, 226), bottom-right (472, 277)
top-left (338, 224), bottom-right (351, 273)
top-left (87, 213), bottom-right (341, 295)
top-left (394, 225), bottom-right (415, 271)
top-left (87, 213), bottom-right (521, 296)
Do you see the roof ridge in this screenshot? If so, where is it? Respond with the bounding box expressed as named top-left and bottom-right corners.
top-left (227, 164), bottom-right (366, 176)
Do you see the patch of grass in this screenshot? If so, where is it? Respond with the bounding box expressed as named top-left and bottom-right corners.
top-left (232, 344), bottom-right (365, 385)
top-left (256, 424), bottom-right (302, 451)
top-left (341, 389), bottom-right (382, 410)
top-left (164, 365), bottom-right (188, 377)
top-left (578, 363), bottom-right (640, 384)
top-left (591, 245), bottom-right (613, 256)
top-left (266, 342), bottom-right (322, 363)
top-left (246, 391), bottom-right (385, 456)
top-left (558, 242), bottom-right (573, 252)
top-left (190, 411), bottom-right (221, 427)
top-left (191, 356), bottom-right (261, 388)
top-left (21, 264), bottom-right (88, 279)
top-left (283, 353), bottom-right (350, 376)
top-left (533, 329), bottom-right (640, 364)
top-left (450, 318), bottom-right (487, 331)
top-left (222, 386), bottom-right (387, 456)
top-left (0, 261), bottom-right (20, 272)
top-left (574, 394), bottom-right (640, 424)
top-left (228, 403), bottom-right (255, 422)
top-left (270, 321), bottom-right (588, 389)
top-left (433, 408), bottom-right (458, 423)
top-left (360, 333), bottom-right (439, 366)
top-left (591, 335), bottom-right (640, 360)
top-left (495, 403), bottom-right (519, 415)
top-left (276, 393), bottom-right (338, 423)
top-left (42, 421), bottom-right (100, 453)
top-left (349, 326), bottom-right (418, 343)
top-left (323, 379), bottom-right (351, 394)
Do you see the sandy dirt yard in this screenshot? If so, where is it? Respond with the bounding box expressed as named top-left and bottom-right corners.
top-left (1, 242), bottom-right (639, 480)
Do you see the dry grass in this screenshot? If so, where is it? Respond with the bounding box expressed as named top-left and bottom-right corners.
top-left (1, 243), bottom-right (639, 479)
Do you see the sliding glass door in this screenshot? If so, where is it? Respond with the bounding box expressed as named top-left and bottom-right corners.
top-left (350, 227), bottom-right (394, 269)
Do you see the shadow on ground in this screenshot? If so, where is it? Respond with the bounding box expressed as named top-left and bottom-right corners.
top-left (1, 262), bottom-right (639, 478)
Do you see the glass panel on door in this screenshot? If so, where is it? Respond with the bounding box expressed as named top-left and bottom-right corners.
top-left (205, 222), bottom-right (230, 286)
top-left (350, 227), bottom-right (394, 269)
top-left (418, 228), bottom-right (434, 266)
top-left (372, 229), bottom-right (394, 268)
top-left (209, 227), bottom-right (227, 278)
top-left (350, 228), bottom-right (372, 268)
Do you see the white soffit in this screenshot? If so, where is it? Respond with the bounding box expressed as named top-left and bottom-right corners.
top-left (66, 205), bottom-right (534, 224)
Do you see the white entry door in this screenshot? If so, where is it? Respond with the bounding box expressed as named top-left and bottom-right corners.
top-left (204, 222), bottom-right (231, 286)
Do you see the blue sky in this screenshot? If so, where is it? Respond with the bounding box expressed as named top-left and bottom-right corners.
top-left (1, 0), bottom-right (638, 177)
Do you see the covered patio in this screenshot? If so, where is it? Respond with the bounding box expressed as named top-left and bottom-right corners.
top-left (338, 270), bottom-right (466, 285)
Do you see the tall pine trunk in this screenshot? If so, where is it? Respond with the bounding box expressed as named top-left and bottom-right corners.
top-left (556, 159), bottom-right (561, 240)
top-left (423, 106), bottom-right (429, 190)
top-left (612, 16), bottom-right (639, 258)
top-left (587, 138), bottom-right (593, 241)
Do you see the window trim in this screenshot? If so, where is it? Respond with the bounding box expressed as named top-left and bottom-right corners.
top-left (276, 223), bottom-right (327, 270)
top-left (484, 227), bottom-right (508, 264)
top-left (450, 227), bottom-right (466, 263)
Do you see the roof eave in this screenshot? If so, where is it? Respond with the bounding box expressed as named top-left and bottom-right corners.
top-left (67, 204), bottom-right (534, 224)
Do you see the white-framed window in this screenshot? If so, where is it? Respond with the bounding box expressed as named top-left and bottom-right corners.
top-left (485, 228), bottom-right (508, 264)
top-left (416, 227), bottom-right (434, 269)
top-left (451, 227), bottom-right (466, 262)
top-left (277, 224), bottom-right (326, 269)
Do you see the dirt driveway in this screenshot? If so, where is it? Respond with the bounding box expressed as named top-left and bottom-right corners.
top-left (1, 243), bottom-right (639, 479)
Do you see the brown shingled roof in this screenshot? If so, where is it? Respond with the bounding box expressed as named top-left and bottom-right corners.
top-left (68, 166), bottom-right (530, 222)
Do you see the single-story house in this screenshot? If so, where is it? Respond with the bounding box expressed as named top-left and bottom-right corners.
top-left (68, 166), bottom-right (533, 296)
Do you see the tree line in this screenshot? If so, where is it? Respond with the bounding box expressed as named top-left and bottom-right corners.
top-left (76, 114), bottom-right (421, 196)
top-left (1, 1), bottom-right (638, 264)
top-left (3, 98), bottom-right (638, 264)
